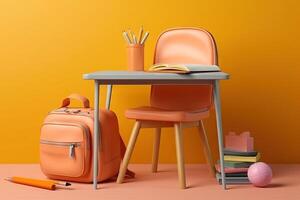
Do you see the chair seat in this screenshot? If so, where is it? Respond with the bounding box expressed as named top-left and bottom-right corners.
top-left (125, 106), bottom-right (210, 122)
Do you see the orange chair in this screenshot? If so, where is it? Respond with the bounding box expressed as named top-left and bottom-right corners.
top-left (117, 28), bottom-right (218, 189)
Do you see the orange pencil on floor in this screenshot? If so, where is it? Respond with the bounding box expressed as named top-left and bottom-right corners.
top-left (5, 176), bottom-right (71, 190)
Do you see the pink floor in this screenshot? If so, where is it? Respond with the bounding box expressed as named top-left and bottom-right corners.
top-left (1, 164), bottom-right (299, 200)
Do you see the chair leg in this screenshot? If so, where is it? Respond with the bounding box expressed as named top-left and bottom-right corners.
top-left (198, 120), bottom-right (215, 176)
top-left (174, 123), bottom-right (186, 189)
top-left (117, 121), bottom-right (141, 184)
top-left (152, 128), bottom-right (161, 173)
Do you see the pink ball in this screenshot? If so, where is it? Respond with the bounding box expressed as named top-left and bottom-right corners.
top-left (248, 162), bottom-right (272, 187)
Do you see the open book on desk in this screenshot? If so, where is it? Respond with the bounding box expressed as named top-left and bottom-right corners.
top-left (148, 64), bottom-right (220, 74)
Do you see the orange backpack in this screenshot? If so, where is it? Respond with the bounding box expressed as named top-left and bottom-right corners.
top-left (40, 94), bottom-right (133, 182)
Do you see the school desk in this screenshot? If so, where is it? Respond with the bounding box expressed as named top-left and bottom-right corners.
top-left (83, 70), bottom-right (230, 190)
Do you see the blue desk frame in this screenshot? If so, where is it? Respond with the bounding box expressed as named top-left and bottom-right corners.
top-left (83, 70), bottom-right (229, 190)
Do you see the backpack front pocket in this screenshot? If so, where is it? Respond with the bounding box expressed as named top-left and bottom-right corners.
top-left (40, 122), bottom-right (90, 178)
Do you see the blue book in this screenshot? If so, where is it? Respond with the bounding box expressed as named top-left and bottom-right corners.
top-left (216, 173), bottom-right (250, 184)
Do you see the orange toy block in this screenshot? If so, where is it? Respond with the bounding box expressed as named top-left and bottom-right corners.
top-left (225, 131), bottom-right (254, 152)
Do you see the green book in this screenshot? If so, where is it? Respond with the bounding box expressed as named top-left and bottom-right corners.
top-left (218, 160), bottom-right (253, 168)
top-left (224, 149), bottom-right (258, 157)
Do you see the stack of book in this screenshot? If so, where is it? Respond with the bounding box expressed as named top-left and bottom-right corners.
top-left (215, 149), bottom-right (260, 184)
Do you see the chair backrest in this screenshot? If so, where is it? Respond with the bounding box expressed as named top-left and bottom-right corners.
top-left (150, 28), bottom-right (218, 111)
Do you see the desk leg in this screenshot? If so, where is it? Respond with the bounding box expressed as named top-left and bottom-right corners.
top-left (213, 80), bottom-right (226, 190)
top-left (106, 85), bottom-right (113, 110)
top-left (93, 81), bottom-right (100, 189)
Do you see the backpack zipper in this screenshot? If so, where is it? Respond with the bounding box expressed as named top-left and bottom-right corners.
top-left (40, 140), bottom-right (80, 159)
top-left (49, 109), bottom-right (93, 118)
top-left (41, 122), bottom-right (90, 159)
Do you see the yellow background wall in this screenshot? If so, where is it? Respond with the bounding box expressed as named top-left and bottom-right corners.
top-left (0, 0), bottom-right (299, 163)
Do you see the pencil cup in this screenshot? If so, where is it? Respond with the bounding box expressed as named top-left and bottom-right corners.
top-left (127, 44), bottom-right (144, 71)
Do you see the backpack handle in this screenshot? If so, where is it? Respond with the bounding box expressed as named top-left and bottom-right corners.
top-left (61, 94), bottom-right (90, 108)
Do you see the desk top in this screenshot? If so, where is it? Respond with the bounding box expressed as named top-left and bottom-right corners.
top-left (83, 71), bottom-right (229, 84)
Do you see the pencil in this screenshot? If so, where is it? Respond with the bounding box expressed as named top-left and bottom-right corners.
top-left (138, 26), bottom-right (143, 44)
top-left (122, 31), bottom-right (132, 44)
top-left (140, 31), bottom-right (149, 44)
top-left (5, 176), bottom-right (71, 190)
top-left (128, 29), bottom-right (134, 44)
top-left (133, 34), bottom-right (137, 44)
